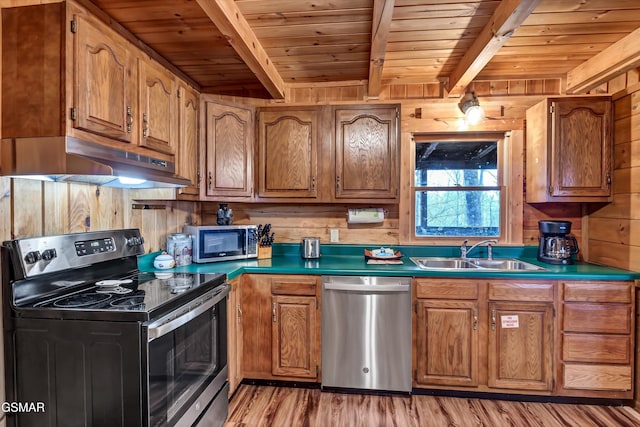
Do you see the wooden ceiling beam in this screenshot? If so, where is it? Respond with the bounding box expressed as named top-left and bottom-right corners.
top-left (446, 0), bottom-right (542, 98)
top-left (566, 26), bottom-right (640, 94)
top-left (196, 0), bottom-right (286, 99)
top-left (368, 0), bottom-right (395, 98)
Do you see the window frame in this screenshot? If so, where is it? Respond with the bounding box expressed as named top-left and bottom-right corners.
top-left (408, 131), bottom-right (513, 244)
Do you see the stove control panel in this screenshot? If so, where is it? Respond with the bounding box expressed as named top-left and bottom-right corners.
top-left (5, 229), bottom-right (145, 279)
top-left (75, 238), bottom-right (115, 256)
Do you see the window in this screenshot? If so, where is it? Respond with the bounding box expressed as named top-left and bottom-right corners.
top-left (412, 133), bottom-right (506, 239)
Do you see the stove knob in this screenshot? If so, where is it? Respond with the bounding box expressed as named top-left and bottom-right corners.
top-left (126, 236), bottom-right (144, 247)
top-left (24, 251), bottom-right (41, 264)
top-left (41, 248), bottom-right (57, 261)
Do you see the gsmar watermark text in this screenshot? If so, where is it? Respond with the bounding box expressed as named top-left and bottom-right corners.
top-left (1, 402), bottom-right (45, 413)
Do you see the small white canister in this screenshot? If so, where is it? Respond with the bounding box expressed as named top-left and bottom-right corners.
top-left (166, 233), bottom-right (192, 266)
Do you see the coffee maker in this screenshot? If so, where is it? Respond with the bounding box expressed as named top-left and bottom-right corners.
top-left (538, 220), bottom-right (579, 265)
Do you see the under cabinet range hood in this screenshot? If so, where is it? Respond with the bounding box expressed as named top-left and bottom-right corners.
top-left (0, 137), bottom-right (191, 188)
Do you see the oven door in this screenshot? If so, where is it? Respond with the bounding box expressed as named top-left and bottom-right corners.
top-left (146, 285), bottom-right (229, 427)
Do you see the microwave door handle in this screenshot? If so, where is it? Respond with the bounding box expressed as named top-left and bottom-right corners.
top-left (147, 284), bottom-right (230, 341)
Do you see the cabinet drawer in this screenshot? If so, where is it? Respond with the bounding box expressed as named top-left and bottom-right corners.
top-left (563, 364), bottom-right (632, 391)
top-left (562, 334), bottom-right (630, 364)
top-left (488, 281), bottom-right (554, 302)
top-left (271, 276), bottom-right (317, 296)
top-left (563, 304), bottom-right (631, 334)
top-left (415, 279), bottom-right (479, 300)
top-left (563, 281), bottom-right (631, 303)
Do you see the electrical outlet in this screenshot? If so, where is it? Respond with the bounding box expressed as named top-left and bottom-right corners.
top-left (330, 229), bottom-right (339, 243)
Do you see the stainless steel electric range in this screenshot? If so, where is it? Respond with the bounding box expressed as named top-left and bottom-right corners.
top-left (1, 229), bottom-right (229, 427)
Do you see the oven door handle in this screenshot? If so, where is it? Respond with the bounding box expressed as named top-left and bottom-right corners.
top-left (147, 284), bottom-right (230, 341)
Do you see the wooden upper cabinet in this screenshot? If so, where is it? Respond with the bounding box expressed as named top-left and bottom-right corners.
top-left (334, 105), bottom-right (399, 200)
top-left (258, 108), bottom-right (319, 198)
top-left (203, 99), bottom-right (254, 198)
top-left (2, 2), bottom-right (185, 163)
top-left (177, 83), bottom-right (200, 196)
top-left (526, 96), bottom-right (612, 202)
top-left (73, 10), bottom-right (135, 143)
top-left (138, 59), bottom-right (177, 155)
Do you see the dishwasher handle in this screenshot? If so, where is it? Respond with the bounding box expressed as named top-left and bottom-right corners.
top-left (323, 282), bottom-right (410, 292)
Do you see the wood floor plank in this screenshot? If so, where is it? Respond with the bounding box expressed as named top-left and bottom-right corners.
top-left (226, 385), bottom-right (640, 427)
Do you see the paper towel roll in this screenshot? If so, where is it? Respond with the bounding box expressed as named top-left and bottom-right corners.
top-left (347, 208), bottom-right (385, 224)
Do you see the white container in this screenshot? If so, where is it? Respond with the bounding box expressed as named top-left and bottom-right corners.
top-left (166, 233), bottom-right (192, 266)
top-left (153, 253), bottom-right (175, 270)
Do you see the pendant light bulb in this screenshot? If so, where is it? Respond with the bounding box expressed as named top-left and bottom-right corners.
top-left (458, 91), bottom-right (485, 125)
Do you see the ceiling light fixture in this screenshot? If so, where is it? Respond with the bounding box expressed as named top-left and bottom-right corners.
top-left (458, 91), bottom-right (485, 126)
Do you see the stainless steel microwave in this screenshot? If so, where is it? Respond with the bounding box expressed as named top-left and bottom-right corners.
top-left (184, 225), bottom-right (258, 263)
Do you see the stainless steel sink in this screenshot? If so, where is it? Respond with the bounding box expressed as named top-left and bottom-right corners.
top-left (409, 257), bottom-right (477, 270)
top-left (410, 257), bottom-right (544, 271)
top-left (466, 258), bottom-right (544, 271)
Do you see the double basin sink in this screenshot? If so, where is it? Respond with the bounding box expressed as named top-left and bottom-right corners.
top-left (410, 257), bottom-right (544, 271)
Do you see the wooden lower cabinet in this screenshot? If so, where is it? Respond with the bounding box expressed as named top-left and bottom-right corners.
top-left (241, 274), bottom-right (320, 382)
top-left (414, 279), bottom-right (480, 388)
top-left (227, 277), bottom-right (243, 396)
top-left (415, 278), bottom-right (555, 394)
top-left (416, 299), bottom-right (479, 387)
top-left (559, 281), bottom-right (634, 398)
top-left (488, 301), bottom-right (553, 391)
top-left (233, 274), bottom-right (634, 400)
top-left (272, 295), bottom-right (318, 378)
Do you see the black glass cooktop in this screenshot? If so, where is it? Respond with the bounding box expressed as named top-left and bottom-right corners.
top-left (14, 270), bottom-right (226, 321)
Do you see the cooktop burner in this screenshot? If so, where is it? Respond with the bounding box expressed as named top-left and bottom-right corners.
top-left (110, 295), bottom-right (146, 310)
top-left (53, 292), bottom-right (111, 308)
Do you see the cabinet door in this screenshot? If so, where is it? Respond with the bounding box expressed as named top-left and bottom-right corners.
top-left (488, 302), bottom-right (553, 391)
top-left (227, 277), bottom-right (243, 395)
top-left (177, 84), bottom-right (200, 196)
top-left (416, 300), bottom-right (479, 387)
top-left (550, 98), bottom-right (611, 198)
top-left (258, 109), bottom-right (318, 198)
top-left (334, 106), bottom-right (398, 199)
top-left (73, 13), bottom-right (135, 143)
top-left (204, 100), bottom-right (254, 197)
top-left (240, 275), bottom-right (272, 379)
top-left (138, 59), bottom-right (177, 154)
top-left (272, 295), bottom-right (318, 379)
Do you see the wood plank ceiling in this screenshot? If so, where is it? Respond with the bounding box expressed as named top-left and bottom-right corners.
top-left (87, 0), bottom-right (640, 99)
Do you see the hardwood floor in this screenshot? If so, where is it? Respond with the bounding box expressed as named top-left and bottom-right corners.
top-left (225, 385), bottom-right (640, 427)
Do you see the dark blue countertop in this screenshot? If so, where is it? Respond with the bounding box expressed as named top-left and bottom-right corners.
top-left (138, 244), bottom-right (640, 281)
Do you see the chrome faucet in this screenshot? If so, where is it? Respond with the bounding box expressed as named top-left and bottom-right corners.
top-left (460, 239), bottom-right (499, 259)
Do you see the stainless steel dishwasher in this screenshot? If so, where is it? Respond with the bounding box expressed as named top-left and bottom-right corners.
top-left (321, 276), bottom-right (412, 393)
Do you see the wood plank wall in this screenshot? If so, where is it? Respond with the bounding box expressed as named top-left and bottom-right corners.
top-left (587, 76), bottom-right (640, 271)
top-left (0, 180), bottom-right (199, 252)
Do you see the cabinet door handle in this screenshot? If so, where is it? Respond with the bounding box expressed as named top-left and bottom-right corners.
top-left (208, 172), bottom-right (212, 190)
top-left (143, 113), bottom-right (149, 137)
top-left (272, 302), bottom-right (277, 322)
top-left (336, 175), bottom-right (341, 191)
top-left (473, 309), bottom-right (478, 331)
top-left (490, 309), bottom-right (496, 331)
top-left (126, 106), bottom-right (133, 133)
top-left (311, 176), bottom-right (316, 190)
